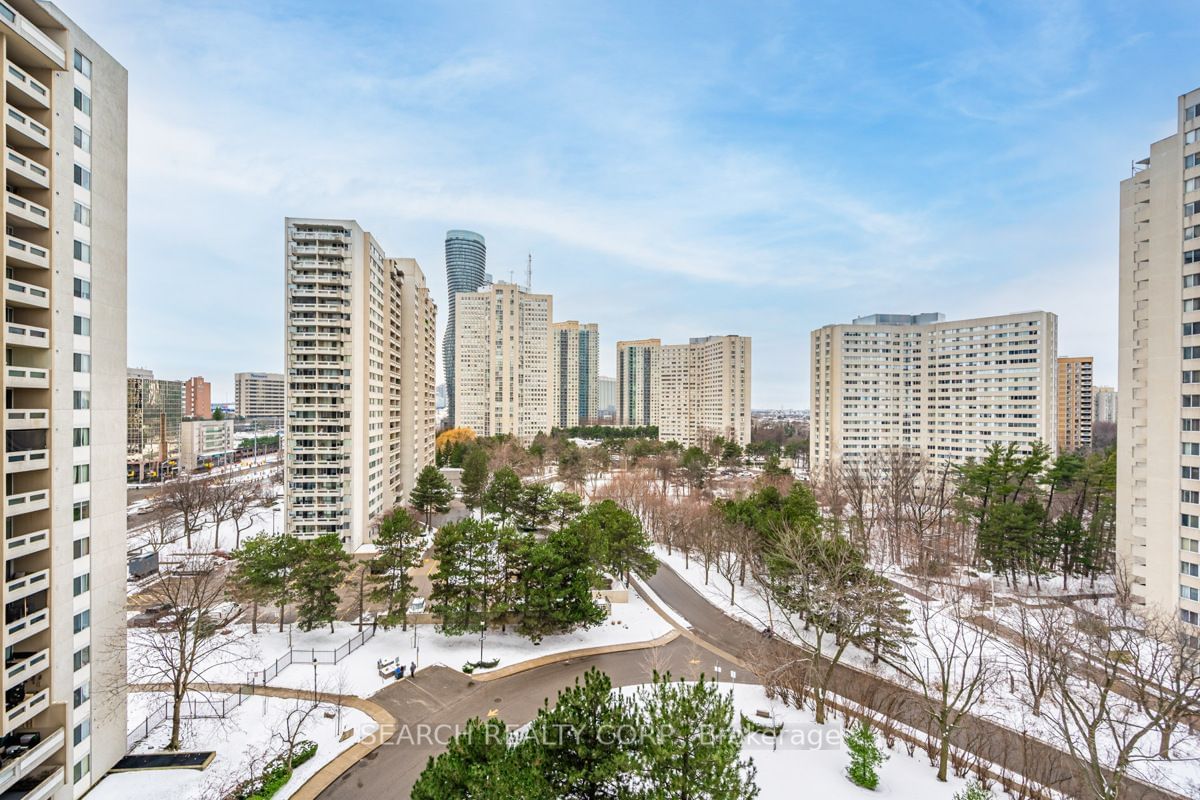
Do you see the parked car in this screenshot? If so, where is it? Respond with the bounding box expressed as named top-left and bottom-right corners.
top-left (408, 596), bottom-right (426, 614)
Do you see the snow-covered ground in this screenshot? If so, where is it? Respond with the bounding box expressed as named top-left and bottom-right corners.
top-left (617, 682), bottom-right (969, 799)
top-left (130, 586), bottom-right (675, 699)
top-left (91, 693), bottom-right (371, 800)
top-left (657, 544), bottom-right (1200, 797)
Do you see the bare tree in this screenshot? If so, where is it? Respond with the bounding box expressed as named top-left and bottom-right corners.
top-left (159, 473), bottom-right (211, 549)
top-left (271, 696), bottom-right (325, 769)
top-left (1002, 601), bottom-right (1071, 718)
top-left (205, 473), bottom-right (241, 550)
top-left (229, 481), bottom-right (269, 549)
top-left (895, 590), bottom-right (996, 782)
top-left (126, 559), bottom-right (252, 749)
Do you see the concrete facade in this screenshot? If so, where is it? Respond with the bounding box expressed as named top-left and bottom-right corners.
top-left (1094, 385), bottom-right (1117, 425)
top-left (182, 375), bottom-right (210, 419)
top-left (811, 311), bottom-right (1058, 475)
top-left (284, 219), bottom-right (437, 549)
top-left (234, 371), bottom-right (284, 419)
top-left (454, 282), bottom-right (551, 444)
top-left (616, 339), bottom-right (660, 428)
top-left (1056, 356), bottom-right (1093, 453)
top-left (179, 418), bottom-right (235, 471)
top-left (1117, 88), bottom-right (1200, 627)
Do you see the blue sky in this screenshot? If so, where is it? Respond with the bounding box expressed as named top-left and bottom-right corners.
top-left (69, 0), bottom-right (1196, 407)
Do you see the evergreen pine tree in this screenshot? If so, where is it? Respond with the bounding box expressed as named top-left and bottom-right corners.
top-left (515, 483), bottom-right (557, 530)
top-left (517, 528), bottom-right (605, 640)
top-left (953, 780), bottom-right (994, 800)
top-left (368, 508), bottom-right (425, 629)
top-left (575, 500), bottom-right (657, 583)
top-left (551, 491), bottom-right (584, 530)
top-left (844, 721), bottom-right (887, 790)
top-left (483, 467), bottom-right (523, 524)
top-left (411, 464), bottom-right (454, 530)
top-left (636, 674), bottom-right (759, 800)
top-left (460, 448), bottom-right (490, 519)
top-left (229, 535), bottom-right (282, 634)
top-left (430, 519), bottom-right (508, 635)
top-left (411, 717), bottom-right (548, 799)
top-left (292, 534), bottom-right (350, 632)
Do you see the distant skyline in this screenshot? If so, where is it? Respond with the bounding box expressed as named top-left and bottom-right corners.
top-left (68, 0), bottom-right (1198, 406)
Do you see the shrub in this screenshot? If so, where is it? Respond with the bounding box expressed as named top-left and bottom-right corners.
top-left (845, 721), bottom-right (887, 790)
top-left (739, 712), bottom-right (783, 737)
top-left (954, 780), bottom-right (994, 800)
top-left (234, 741), bottom-right (318, 800)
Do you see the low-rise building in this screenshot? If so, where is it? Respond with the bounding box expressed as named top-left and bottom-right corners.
top-left (180, 418), bottom-right (236, 471)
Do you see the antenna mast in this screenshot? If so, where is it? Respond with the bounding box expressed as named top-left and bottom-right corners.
top-left (526, 253), bottom-right (532, 291)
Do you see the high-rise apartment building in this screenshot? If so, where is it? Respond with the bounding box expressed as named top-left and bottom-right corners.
top-left (616, 335), bottom-right (752, 447)
top-left (1094, 385), bottom-right (1117, 424)
top-left (1117, 88), bottom-right (1200, 624)
top-left (617, 339), bottom-right (660, 428)
top-left (442, 230), bottom-right (486, 428)
top-left (234, 371), bottom-right (285, 419)
top-left (550, 321), bottom-right (599, 429)
top-left (1056, 357), bottom-right (1094, 453)
top-left (659, 336), bottom-right (752, 448)
top-left (810, 312), bottom-right (1058, 475)
top-left (598, 375), bottom-right (616, 418)
top-left (455, 282), bottom-right (551, 443)
top-left (0, 5), bottom-right (129, 795)
top-left (182, 375), bottom-right (210, 419)
top-left (127, 368), bottom-right (181, 481)
top-left (284, 219), bottom-right (437, 549)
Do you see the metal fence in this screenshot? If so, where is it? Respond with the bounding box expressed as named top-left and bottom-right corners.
top-left (126, 685), bottom-right (256, 751)
top-left (248, 627), bottom-right (376, 687)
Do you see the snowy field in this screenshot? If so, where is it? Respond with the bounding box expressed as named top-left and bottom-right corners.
top-left (130, 586), bottom-right (676, 699)
top-left (91, 693), bottom-right (371, 800)
top-left (616, 682), bottom-right (969, 799)
top-left (656, 545), bottom-right (1200, 797)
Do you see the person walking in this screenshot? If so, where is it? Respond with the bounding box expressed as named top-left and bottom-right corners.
top-left (410, 661), bottom-right (417, 677)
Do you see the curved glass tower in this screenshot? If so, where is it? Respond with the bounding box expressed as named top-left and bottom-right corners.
top-left (443, 230), bottom-right (487, 426)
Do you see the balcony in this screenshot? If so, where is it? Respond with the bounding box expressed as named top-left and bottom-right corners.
top-left (3, 64), bottom-right (47, 110)
top-left (0, 2), bottom-right (67, 68)
top-left (3, 368), bottom-right (45, 390)
top-left (2, 450), bottom-right (45, 475)
top-left (3, 149), bottom-right (47, 190)
top-left (3, 279), bottom-right (46, 310)
top-left (3, 569), bottom-right (46, 604)
top-left (1, 765), bottom-right (61, 800)
top-left (5, 687), bottom-right (47, 729)
top-left (2, 649), bottom-right (46, 693)
top-left (3, 529), bottom-right (47, 560)
top-left (4, 235), bottom-right (47, 270)
top-left (3, 490), bottom-right (46, 518)
top-left (2, 106), bottom-right (45, 149)
top-left (3, 606), bottom-right (46, 647)
top-left (4, 324), bottom-right (47, 350)
top-left (0, 728), bottom-right (63, 797)
top-left (4, 195), bottom-right (47, 231)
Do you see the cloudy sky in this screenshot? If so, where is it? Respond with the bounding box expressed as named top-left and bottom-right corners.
top-left (68, 0), bottom-right (1195, 407)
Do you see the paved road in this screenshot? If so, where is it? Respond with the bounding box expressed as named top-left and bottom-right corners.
top-left (319, 562), bottom-right (1185, 800)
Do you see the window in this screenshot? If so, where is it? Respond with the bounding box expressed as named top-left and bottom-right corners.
top-left (73, 573), bottom-right (90, 596)
top-left (1188, 249), bottom-right (1200, 265)
top-left (72, 88), bottom-right (90, 116)
top-left (73, 646), bottom-right (90, 671)
top-left (1186, 274), bottom-right (1200, 288)
top-left (1189, 202), bottom-right (1200, 217)
top-left (1184, 537), bottom-right (1200, 552)
top-left (72, 719), bottom-right (90, 746)
top-left (73, 427), bottom-right (90, 447)
top-left (73, 501), bottom-right (90, 522)
top-left (73, 755), bottom-right (90, 784)
top-left (73, 537), bottom-right (90, 558)
top-left (73, 316), bottom-right (90, 336)
top-left (73, 50), bottom-right (92, 78)
top-left (1184, 490), bottom-right (1200, 504)
top-left (73, 353), bottom-right (90, 373)
top-left (73, 125), bottom-right (90, 153)
top-left (1183, 609), bottom-right (1200, 626)
top-left (72, 464), bottom-right (90, 484)
top-left (73, 277), bottom-right (90, 299)
top-left (1185, 298), bottom-right (1200, 313)
top-left (73, 682), bottom-right (89, 709)
top-left (1188, 153), bottom-right (1200, 169)
top-left (1190, 129), bottom-right (1200, 146)
top-left (1186, 346), bottom-right (1200, 359)
top-left (73, 240), bottom-right (90, 263)
top-left (73, 202), bottom-right (91, 227)
top-left (1187, 322), bottom-right (1200, 336)
top-left (1183, 584), bottom-right (1200, 602)
top-left (1185, 419), bottom-right (1200, 431)
top-left (73, 390), bottom-right (89, 409)
top-left (73, 609), bottom-right (90, 634)
top-left (1184, 371), bottom-right (1200, 384)
top-left (73, 164), bottom-right (90, 190)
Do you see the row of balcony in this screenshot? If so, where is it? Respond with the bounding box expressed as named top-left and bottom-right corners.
top-left (4, 104), bottom-right (45, 149)
top-left (288, 227), bottom-right (350, 242)
top-left (5, 63), bottom-right (47, 112)
top-left (0, 728), bottom-right (65, 800)
top-left (5, 323), bottom-right (46, 350)
top-left (5, 278), bottom-right (47, 309)
top-left (5, 194), bottom-right (47, 232)
top-left (5, 148), bottom-right (47, 190)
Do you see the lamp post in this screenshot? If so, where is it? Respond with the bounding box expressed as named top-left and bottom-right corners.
top-left (479, 620), bottom-right (486, 664)
top-left (413, 623), bottom-right (420, 669)
top-left (312, 656), bottom-right (318, 702)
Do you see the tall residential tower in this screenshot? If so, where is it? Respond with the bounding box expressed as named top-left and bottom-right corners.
top-left (550, 321), bottom-right (599, 429)
top-left (810, 312), bottom-right (1058, 475)
top-left (442, 230), bottom-right (485, 429)
top-left (284, 219), bottom-right (437, 549)
top-left (454, 282), bottom-right (552, 443)
top-left (1056, 356), bottom-right (1094, 453)
top-left (1117, 88), bottom-right (1200, 627)
top-left (0, 4), bottom-right (129, 795)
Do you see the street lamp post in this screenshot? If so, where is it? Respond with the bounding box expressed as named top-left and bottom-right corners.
top-left (479, 620), bottom-right (486, 663)
top-left (312, 656), bottom-right (318, 702)
top-left (413, 623), bottom-right (420, 669)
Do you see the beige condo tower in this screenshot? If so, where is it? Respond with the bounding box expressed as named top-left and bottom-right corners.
top-left (1117, 87), bottom-right (1200, 628)
top-left (284, 219), bottom-right (437, 550)
top-left (550, 321), bottom-right (599, 429)
top-left (1056, 356), bottom-right (1094, 453)
top-left (0, 3), bottom-right (130, 796)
